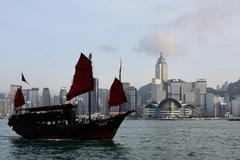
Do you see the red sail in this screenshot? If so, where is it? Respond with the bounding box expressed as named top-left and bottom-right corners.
top-left (14, 88), bottom-right (25, 107)
top-left (108, 78), bottom-right (127, 107)
top-left (66, 53), bottom-right (94, 101)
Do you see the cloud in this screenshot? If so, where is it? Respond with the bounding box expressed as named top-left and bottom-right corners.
top-left (134, 33), bottom-right (185, 57)
top-left (174, 0), bottom-right (240, 33)
top-left (98, 45), bottom-right (117, 53)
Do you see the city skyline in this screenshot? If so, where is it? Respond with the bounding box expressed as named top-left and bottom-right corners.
top-left (1, 0), bottom-right (240, 94)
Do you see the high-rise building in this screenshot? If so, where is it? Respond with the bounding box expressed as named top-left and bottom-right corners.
top-left (181, 82), bottom-right (193, 101)
top-left (151, 79), bottom-right (162, 103)
top-left (122, 82), bottom-right (130, 90)
top-left (167, 79), bottom-right (207, 117)
top-left (42, 88), bottom-right (51, 106)
top-left (53, 95), bottom-right (60, 105)
top-left (76, 93), bottom-right (88, 114)
top-left (155, 52), bottom-right (168, 84)
top-left (0, 99), bottom-right (10, 117)
top-left (22, 89), bottom-right (31, 108)
top-left (231, 99), bottom-right (240, 116)
top-left (98, 89), bottom-right (109, 114)
top-left (90, 78), bottom-right (99, 113)
top-left (213, 96), bottom-right (229, 117)
top-left (59, 87), bottom-right (67, 105)
top-left (30, 88), bottom-right (39, 107)
top-left (125, 86), bottom-right (137, 114)
top-left (151, 52), bottom-right (168, 103)
top-left (206, 93), bottom-right (215, 117)
top-left (195, 79), bottom-right (207, 116)
top-left (0, 93), bottom-right (5, 100)
top-left (76, 78), bottom-right (99, 114)
top-left (168, 79), bottom-right (181, 101)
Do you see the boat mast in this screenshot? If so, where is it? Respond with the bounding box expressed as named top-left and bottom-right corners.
top-left (88, 53), bottom-right (92, 122)
top-left (119, 58), bottom-right (122, 114)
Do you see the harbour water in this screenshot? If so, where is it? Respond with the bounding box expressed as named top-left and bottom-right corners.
top-left (1, 119), bottom-right (240, 160)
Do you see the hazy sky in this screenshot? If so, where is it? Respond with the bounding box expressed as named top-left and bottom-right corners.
top-left (1, 0), bottom-right (240, 94)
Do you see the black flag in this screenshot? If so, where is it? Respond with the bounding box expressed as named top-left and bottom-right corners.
top-left (21, 73), bottom-right (29, 85)
top-left (88, 53), bottom-right (92, 60)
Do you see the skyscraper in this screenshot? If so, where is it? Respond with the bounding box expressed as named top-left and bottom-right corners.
top-left (125, 86), bottom-right (137, 115)
top-left (76, 78), bottom-right (99, 114)
top-left (0, 93), bottom-right (5, 100)
top-left (90, 78), bottom-right (99, 113)
top-left (30, 88), bottom-right (39, 107)
top-left (167, 79), bottom-right (207, 117)
top-left (151, 52), bottom-right (168, 103)
top-left (22, 89), bottom-right (30, 108)
top-left (155, 52), bottom-right (168, 85)
top-left (98, 89), bottom-right (109, 114)
top-left (59, 87), bottom-right (67, 105)
top-left (42, 88), bottom-right (51, 106)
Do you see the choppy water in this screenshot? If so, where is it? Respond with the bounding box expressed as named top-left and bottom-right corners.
top-left (1, 119), bottom-right (240, 160)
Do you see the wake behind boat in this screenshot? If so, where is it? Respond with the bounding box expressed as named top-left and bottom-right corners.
top-left (8, 53), bottom-right (135, 140)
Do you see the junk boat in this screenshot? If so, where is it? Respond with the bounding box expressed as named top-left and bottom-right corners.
top-left (8, 53), bottom-right (135, 140)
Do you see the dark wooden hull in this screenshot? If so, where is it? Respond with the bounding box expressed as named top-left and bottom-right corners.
top-left (8, 111), bottom-right (134, 140)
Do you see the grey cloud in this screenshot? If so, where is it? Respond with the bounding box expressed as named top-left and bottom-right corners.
top-left (174, 0), bottom-right (240, 33)
top-left (134, 33), bottom-right (185, 57)
top-left (98, 45), bottom-right (117, 53)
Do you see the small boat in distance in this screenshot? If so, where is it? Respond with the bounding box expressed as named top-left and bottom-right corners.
top-left (8, 53), bottom-right (135, 140)
top-left (227, 115), bottom-right (240, 121)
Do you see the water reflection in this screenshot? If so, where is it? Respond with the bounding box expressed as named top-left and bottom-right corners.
top-left (10, 137), bottom-right (130, 160)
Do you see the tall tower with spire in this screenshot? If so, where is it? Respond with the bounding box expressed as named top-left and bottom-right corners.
top-left (151, 52), bottom-right (168, 103)
top-left (155, 52), bottom-right (168, 85)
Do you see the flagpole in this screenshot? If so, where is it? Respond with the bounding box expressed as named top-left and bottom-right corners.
top-left (20, 73), bottom-right (23, 114)
top-left (119, 58), bottom-right (122, 115)
top-left (88, 53), bottom-right (92, 123)
top-left (21, 72), bottom-right (30, 109)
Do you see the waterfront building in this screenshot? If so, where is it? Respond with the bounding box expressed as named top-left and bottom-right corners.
top-left (0, 99), bottom-right (10, 116)
top-left (195, 79), bottom-right (207, 116)
top-left (143, 102), bottom-right (158, 118)
top-left (143, 100), bottom-right (197, 119)
top-left (120, 82), bottom-right (130, 112)
top-left (98, 89), bottom-right (109, 114)
top-left (213, 96), bottom-right (229, 117)
top-left (90, 78), bottom-right (99, 113)
top-left (181, 82), bottom-right (194, 100)
top-left (0, 93), bottom-right (5, 100)
top-left (124, 86), bottom-right (137, 115)
top-left (122, 82), bottom-right (130, 90)
top-left (231, 99), bottom-right (240, 116)
top-left (76, 93), bottom-right (88, 114)
top-left (76, 78), bottom-right (99, 114)
top-left (0, 95), bottom-right (6, 117)
top-left (141, 52), bottom-right (208, 118)
top-left (151, 78), bottom-right (164, 103)
top-left (168, 79), bottom-right (181, 101)
top-left (206, 93), bottom-right (215, 117)
top-left (42, 88), bottom-right (51, 106)
top-left (59, 87), bottom-right (67, 105)
top-left (53, 95), bottom-right (60, 105)
top-left (22, 89), bottom-right (31, 108)
top-left (30, 88), bottom-right (39, 107)
top-left (167, 79), bottom-right (207, 117)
